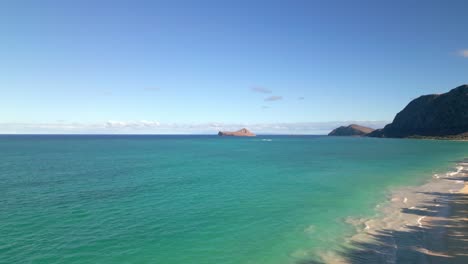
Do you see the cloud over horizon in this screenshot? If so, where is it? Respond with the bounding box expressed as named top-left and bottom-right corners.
top-left (0, 120), bottom-right (389, 135)
top-left (106, 120), bottom-right (161, 128)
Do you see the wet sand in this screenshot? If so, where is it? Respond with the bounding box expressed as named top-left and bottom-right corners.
top-left (317, 160), bottom-right (468, 264)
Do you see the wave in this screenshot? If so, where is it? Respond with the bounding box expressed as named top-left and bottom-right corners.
top-left (315, 160), bottom-right (467, 263)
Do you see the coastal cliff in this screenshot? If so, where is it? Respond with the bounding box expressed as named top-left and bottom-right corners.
top-left (368, 84), bottom-right (468, 139)
top-left (328, 124), bottom-right (374, 136)
top-left (218, 128), bottom-right (256, 137)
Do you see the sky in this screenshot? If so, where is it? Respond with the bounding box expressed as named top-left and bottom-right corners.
top-left (1, 0), bottom-right (467, 134)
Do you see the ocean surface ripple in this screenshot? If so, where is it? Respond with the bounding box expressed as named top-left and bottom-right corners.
top-left (0, 135), bottom-right (466, 264)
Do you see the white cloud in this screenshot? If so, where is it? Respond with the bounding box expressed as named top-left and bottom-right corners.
top-left (106, 120), bottom-right (160, 128)
top-left (0, 121), bottom-right (388, 135)
top-left (458, 49), bottom-right (468, 58)
top-left (251, 87), bottom-right (272, 94)
top-left (264, 95), bottom-right (283, 101)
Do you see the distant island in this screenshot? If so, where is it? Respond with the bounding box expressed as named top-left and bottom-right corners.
top-left (218, 128), bottom-right (256, 137)
top-left (368, 84), bottom-right (468, 140)
top-left (328, 124), bottom-right (374, 136)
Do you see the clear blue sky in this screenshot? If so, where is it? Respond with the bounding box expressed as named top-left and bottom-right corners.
top-left (1, 0), bottom-right (467, 133)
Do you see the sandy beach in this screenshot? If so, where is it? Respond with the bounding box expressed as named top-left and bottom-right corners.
top-left (318, 159), bottom-right (468, 264)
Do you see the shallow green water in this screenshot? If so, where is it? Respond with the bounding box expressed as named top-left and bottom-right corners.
top-left (0, 135), bottom-right (467, 264)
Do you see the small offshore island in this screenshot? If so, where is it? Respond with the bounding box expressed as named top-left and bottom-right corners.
top-left (328, 124), bottom-right (374, 136)
top-left (218, 128), bottom-right (256, 137)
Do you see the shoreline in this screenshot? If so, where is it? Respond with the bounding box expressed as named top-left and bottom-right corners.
top-left (318, 159), bottom-right (468, 263)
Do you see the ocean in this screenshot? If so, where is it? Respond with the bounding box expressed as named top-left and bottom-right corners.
top-left (0, 135), bottom-right (467, 264)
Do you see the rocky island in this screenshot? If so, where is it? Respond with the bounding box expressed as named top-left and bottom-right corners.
top-left (367, 84), bottom-right (468, 139)
top-left (218, 128), bottom-right (256, 137)
top-left (328, 124), bottom-right (374, 136)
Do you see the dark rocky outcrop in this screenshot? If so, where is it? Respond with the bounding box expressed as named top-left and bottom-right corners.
top-left (218, 128), bottom-right (256, 137)
top-left (328, 124), bottom-right (375, 136)
top-left (367, 84), bottom-right (468, 138)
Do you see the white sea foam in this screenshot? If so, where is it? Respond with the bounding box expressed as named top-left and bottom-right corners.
top-left (417, 216), bottom-right (426, 227)
top-left (446, 166), bottom-right (464, 176)
top-left (327, 162), bottom-right (468, 263)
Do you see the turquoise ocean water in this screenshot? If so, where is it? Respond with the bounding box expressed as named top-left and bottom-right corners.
top-left (1, 135), bottom-right (467, 264)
